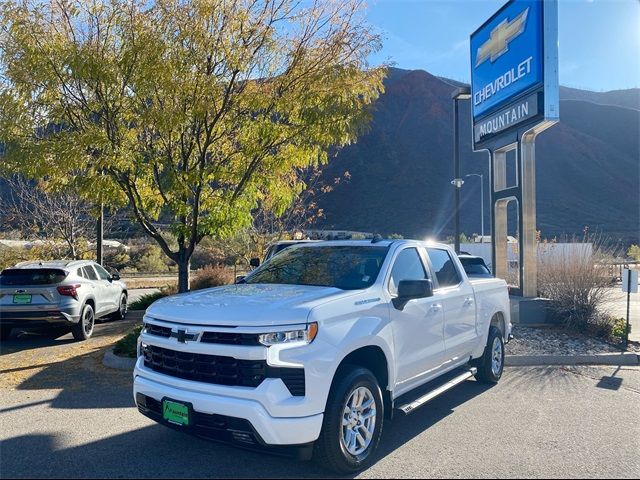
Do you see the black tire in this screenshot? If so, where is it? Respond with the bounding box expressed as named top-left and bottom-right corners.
top-left (112, 293), bottom-right (128, 320)
top-left (72, 304), bottom-right (95, 341)
top-left (472, 325), bottom-right (504, 384)
top-left (315, 366), bottom-right (384, 474)
top-left (0, 326), bottom-right (12, 341)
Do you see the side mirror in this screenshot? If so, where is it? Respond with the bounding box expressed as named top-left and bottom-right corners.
top-left (393, 279), bottom-right (433, 310)
top-left (249, 258), bottom-right (260, 268)
top-left (110, 272), bottom-right (121, 281)
top-left (235, 275), bottom-right (246, 284)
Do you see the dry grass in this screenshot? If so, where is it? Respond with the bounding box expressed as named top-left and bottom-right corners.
top-left (190, 264), bottom-right (234, 291)
top-left (537, 235), bottom-right (618, 336)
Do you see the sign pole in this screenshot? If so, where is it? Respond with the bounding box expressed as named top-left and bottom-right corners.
top-left (626, 268), bottom-right (631, 349)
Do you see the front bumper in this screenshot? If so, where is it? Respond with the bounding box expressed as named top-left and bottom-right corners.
top-left (133, 372), bottom-right (323, 452)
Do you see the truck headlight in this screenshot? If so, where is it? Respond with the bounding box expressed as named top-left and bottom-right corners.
top-left (258, 323), bottom-right (318, 346)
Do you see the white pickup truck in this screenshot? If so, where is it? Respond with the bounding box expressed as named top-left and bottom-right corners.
top-left (134, 240), bottom-right (511, 473)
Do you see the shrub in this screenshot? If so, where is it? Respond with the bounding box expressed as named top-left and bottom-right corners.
top-left (129, 291), bottom-right (165, 311)
top-left (190, 245), bottom-right (225, 270)
top-left (538, 234), bottom-right (618, 333)
top-left (103, 247), bottom-right (131, 272)
top-left (113, 324), bottom-right (143, 358)
top-left (132, 244), bottom-right (170, 273)
top-left (190, 264), bottom-right (234, 291)
top-left (610, 317), bottom-right (631, 340)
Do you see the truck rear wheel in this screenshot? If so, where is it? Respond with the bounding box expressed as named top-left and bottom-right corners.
top-left (315, 366), bottom-right (384, 474)
top-left (473, 325), bottom-right (504, 383)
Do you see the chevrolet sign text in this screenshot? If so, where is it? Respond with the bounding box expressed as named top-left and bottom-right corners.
top-left (474, 56), bottom-right (533, 109)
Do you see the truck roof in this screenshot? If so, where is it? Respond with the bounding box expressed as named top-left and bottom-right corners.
top-left (283, 239), bottom-right (451, 250)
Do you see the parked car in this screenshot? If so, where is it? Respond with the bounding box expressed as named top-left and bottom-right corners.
top-left (458, 254), bottom-right (493, 278)
top-left (0, 260), bottom-right (128, 341)
top-left (134, 239), bottom-right (511, 473)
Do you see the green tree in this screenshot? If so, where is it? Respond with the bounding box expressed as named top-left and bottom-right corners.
top-left (628, 244), bottom-right (640, 261)
top-left (0, 0), bottom-right (385, 291)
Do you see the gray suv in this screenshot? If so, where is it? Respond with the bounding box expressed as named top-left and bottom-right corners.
top-left (0, 260), bottom-right (128, 341)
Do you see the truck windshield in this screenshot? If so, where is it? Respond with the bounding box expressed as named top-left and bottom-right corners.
top-left (245, 246), bottom-right (389, 290)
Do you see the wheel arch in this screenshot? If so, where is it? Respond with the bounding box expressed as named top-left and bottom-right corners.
top-left (490, 311), bottom-right (506, 340)
top-left (331, 345), bottom-right (393, 419)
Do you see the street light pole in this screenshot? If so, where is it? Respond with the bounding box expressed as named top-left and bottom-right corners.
top-left (466, 173), bottom-right (484, 238)
top-left (451, 87), bottom-right (471, 254)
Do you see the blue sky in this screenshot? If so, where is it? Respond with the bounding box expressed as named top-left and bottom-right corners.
top-left (366, 0), bottom-right (640, 92)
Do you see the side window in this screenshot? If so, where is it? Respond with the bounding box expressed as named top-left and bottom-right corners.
top-left (82, 266), bottom-right (98, 281)
top-left (94, 264), bottom-right (111, 281)
top-left (388, 248), bottom-right (427, 296)
top-left (77, 268), bottom-right (85, 278)
top-left (427, 248), bottom-right (462, 288)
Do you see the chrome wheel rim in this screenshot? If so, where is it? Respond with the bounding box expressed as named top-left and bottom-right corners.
top-left (341, 386), bottom-right (377, 456)
top-left (120, 296), bottom-right (127, 316)
top-left (83, 307), bottom-right (94, 336)
top-left (491, 336), bottom-right (503, 376)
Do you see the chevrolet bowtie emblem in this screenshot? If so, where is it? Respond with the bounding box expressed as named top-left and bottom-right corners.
top-left (171, 329), bottom-right (198, 343)
top-left (476, 7), bottom-right (529, 67)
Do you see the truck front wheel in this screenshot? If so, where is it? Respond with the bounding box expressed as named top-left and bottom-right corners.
top-left (315, 366), bottom-right (384, 474)
top-left (472, 325), bottom-right (504, 383)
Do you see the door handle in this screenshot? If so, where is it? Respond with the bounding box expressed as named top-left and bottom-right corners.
top-left (464, 297), bottom-right (474, 306)
top-left (429, 303), bottom-right (442, 313)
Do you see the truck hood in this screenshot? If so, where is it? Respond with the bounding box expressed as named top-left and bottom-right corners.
top-left (145, 283), bottom-right (355, 327)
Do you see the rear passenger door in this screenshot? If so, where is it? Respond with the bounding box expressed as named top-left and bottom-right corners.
top-left (388, 247), bottom-right (446, 393)
top-left (426, 248), bottom-right (477, 364)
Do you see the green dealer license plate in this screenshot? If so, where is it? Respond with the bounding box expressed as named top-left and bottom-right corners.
top-left (13, 294), bottom-right (32, 304)
top-left (162, 399), bottom-right (190, 426)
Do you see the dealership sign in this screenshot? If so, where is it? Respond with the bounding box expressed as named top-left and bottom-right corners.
top-left (471, 0), bottom-right (558, 147)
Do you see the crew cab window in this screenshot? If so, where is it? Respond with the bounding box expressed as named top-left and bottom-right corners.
top-left (427, 248), bottom-right (462, 288)
top-left (82, 266), bottom-right (98, 280)
top-left (94, 264), bottom-right (111, 280)
top-left (388, 248), bottom-right (427, 296)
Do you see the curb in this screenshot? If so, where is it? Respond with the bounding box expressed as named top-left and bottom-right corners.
top-left (505, 353), bottom-right (640, 367)
top-left (103, 346), bottom-right (137, 370)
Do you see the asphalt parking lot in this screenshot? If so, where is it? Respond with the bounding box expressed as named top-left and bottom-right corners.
top-left (1, 320), bottom-right (639, 479)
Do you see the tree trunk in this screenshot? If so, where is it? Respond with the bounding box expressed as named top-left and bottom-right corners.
top-left (177, 255), bottom-right (191, 293)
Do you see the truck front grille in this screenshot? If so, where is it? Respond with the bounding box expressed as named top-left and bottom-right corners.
top-left (200, 331), bottom-right (261, 346)
top-left (143, 345), bottom-right (266, 387)
top-left (142, 345), bottom-right (305, 395)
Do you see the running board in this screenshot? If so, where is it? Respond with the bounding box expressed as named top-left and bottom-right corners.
top-left (396, 367), bottom-right (477, 415)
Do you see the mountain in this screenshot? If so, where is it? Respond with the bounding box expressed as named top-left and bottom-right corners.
top-left (315, 68), bottom-right (640, 243)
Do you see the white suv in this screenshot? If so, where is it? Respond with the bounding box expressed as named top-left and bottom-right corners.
top-left (0, 260), bottom-right (128, 341)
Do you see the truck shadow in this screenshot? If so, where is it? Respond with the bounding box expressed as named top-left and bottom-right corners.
top-left (0, 380), bottom-right (494, 478)
top-left (3, 349), bottom-right (133, 411)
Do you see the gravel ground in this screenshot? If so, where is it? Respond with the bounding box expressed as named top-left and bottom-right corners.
top-left (506, 324), bottom-right (640, 356)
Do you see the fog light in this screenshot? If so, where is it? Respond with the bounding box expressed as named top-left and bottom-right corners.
top-left (231, 431), bottom-right (255, 444)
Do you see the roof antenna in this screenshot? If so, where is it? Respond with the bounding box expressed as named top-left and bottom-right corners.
top-left (371, 234), bottom-right (384, 244)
